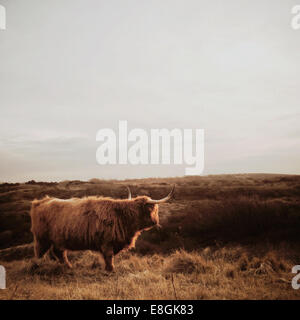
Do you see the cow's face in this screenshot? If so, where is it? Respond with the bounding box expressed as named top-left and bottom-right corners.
top-left (131, 185), bottom-right (174, 230)
top-left (138, 200), bottom-right (159, 229)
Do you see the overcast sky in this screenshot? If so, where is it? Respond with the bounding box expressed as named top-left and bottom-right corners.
top-left (0, 0), bottom-right (299, 182)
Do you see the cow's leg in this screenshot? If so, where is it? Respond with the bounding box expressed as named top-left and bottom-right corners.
top-left (50, 246), bottom-right (72, 268)
top-left (34, 237), bottom-right (50, 258)
top-left (49, 246), bottom-right (64, 263)
top-left (101, 246), bottom-right (114, 272)
top-left (63, 250), bottom-right (73, 268)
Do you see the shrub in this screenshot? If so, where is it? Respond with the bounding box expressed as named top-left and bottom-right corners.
top-left (164, 250), bottom-right (212, 274)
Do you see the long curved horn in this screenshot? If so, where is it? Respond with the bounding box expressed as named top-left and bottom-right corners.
top-left (147, 185), bottom-right (175, 204)
top-left (126, 186), bottom-right (132, 200)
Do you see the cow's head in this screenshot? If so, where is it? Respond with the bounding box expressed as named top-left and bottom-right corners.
top-left (130, 185), bottom-right (175, 230)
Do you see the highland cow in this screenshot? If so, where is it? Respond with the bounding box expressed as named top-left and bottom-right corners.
top-left (30, 185), bottom-right (175, 271)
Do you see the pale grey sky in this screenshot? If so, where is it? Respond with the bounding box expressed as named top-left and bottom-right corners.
top-left (0, 0), bottom-right (299, 182)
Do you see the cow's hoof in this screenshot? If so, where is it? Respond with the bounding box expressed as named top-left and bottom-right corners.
top-left (105, 266), bottom-right (114, 272)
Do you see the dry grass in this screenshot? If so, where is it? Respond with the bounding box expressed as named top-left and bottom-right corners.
top-left (0, 245), bottom-right (299, 300)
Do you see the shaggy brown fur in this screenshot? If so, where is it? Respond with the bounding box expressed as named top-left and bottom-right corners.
top-left (30, 195), bottom-right (159, 271)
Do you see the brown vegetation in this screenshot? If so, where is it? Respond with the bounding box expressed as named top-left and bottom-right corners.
top-left (0, 244), bottom-right (298, 299)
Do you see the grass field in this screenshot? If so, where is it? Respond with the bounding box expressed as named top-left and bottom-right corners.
top-left (1, 174), bottom-right (300, 299)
